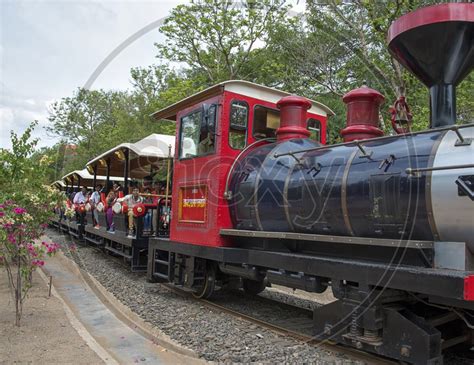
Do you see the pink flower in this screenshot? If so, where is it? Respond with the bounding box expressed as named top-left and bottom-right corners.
top-left (0, 204), bottom-right (4, 209)
top-left (31, 259), bottom-right (45, 267)
top-left (13, 207), bottom-right (27, 215)
top-left (7, 234), bottom-right (16, 244)
top-left (0, 212), bottom-right (4, 217)
top-left (46, 242), bottom-right (60, 254)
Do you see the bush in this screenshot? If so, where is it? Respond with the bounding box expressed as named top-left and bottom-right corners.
top-left (0, 122), bottom-right (64, 326)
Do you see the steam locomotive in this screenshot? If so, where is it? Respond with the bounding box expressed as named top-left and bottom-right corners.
top-left (52, 3), bottom-right (473, 364)
top-left (147, 4), bottom-right (474, 364)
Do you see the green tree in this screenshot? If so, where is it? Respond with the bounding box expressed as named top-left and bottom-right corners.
top-left (156, 0), bottom-right (291, 84)
top-left (275, 0), bottom-right (473, 140)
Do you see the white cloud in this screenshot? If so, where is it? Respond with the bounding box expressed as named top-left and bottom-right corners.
top-left (1, 0), bottom-right (305, 151)
top-left (1, 0), bottom-right (187, 150)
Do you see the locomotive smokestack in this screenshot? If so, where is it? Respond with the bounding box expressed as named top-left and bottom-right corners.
top-left (388, 3), bottom-right (474, 128)
top-left (276, 96), bottom-right (312, 141)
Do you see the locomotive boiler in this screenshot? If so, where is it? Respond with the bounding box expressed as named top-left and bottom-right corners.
top-left (228, 101), bottom-right (474, 250)
top-left (229, 3), bottom-right (474, 253)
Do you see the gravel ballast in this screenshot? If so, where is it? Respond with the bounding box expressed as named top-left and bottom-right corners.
top-left (47, 229), bottom-right (372, 364)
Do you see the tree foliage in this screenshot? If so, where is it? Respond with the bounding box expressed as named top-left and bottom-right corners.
top-left (40, 0), bottom-right (473, 177)
top-left (156, 0), bottom-right (291, 83)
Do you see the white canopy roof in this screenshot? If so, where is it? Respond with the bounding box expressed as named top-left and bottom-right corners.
top-left (87, 134), bottom-right (175, 165)
top-left (85, 134), bottom-right (175, 179)
top-left (61, 169), bottom-right (124, 187)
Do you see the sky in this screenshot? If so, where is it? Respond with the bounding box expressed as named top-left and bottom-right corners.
top-left (0, 0), bottom-right (188, 149)
top-left (1, 0), bottom-right (305, 150)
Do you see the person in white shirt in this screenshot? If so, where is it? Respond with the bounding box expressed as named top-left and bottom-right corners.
top-left (73, 187), bottom-right (87, 204)
top-left (72, 186), bottom-right (87, 224)
top-left (117, 187), bottom-right (144, 237)
top-left (90, 185), bottom-right (102, 229)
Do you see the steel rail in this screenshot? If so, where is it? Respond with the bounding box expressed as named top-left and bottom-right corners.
top-left (160, 283), bottom-right (397, 365)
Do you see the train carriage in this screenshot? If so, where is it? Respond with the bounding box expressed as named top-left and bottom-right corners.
top-left (58, 169), bottom-right (124, 237)
top-left (84, 133), bottom-right (175, 271)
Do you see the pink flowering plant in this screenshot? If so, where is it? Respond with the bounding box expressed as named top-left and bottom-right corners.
top-left (0, 123), bottom-right (63, 326)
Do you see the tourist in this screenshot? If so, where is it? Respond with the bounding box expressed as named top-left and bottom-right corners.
top-left (117, 187), bottom-right (144, 238)
top-left (73, 186), bottom-right (87, 224)
top-left (105, 190), bottom-right (116, 233)
top-left (90, 184), bottom-right (102, 229)
top-left (73, 186), bottom-right (87, 204)
top-left (112, 181), bottom-right (123, 194)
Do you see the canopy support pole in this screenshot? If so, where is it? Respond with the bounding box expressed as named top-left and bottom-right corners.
top-left (124, 149), bottom-right (129, 194)
top-left (93, 164), bottom-right (97, 189)
top-left (106, 158), bottom-right (111, 193)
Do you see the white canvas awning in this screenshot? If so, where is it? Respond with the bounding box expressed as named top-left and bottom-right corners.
top-left (61, 169), bottom-right (124, 188)
top-left (85, 134), bottom-right (175, 179)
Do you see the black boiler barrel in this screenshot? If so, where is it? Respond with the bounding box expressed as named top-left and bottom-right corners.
top-left (229, 131), bottom-right (445, 241)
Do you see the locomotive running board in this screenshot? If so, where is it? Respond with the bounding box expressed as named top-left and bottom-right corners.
top-left (219, 229), bottom-right (434, 249)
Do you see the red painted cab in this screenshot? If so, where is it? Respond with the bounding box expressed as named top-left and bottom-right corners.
top-left (152, 80), bottom-right (334, 248)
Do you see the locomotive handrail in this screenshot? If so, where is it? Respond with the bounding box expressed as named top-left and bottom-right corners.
top-left (406, 163), bottom-right (474, 175)
top-left (223, 137), bottom-right (276, 200)
top-left (273, 122), bottom-right (474, 158)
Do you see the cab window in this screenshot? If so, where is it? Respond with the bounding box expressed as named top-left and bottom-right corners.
top-left (179, 106), bottom-right (216, 159)
top-left (307, 118), bottom-right (321, 142)
top-left (253, 105), bottom-right (280, 140)
top-left (229, 101), bottom-right (248, 149)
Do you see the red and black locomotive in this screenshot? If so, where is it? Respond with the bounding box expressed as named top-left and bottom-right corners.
top-left (147, 4), bottom-right (474, 364)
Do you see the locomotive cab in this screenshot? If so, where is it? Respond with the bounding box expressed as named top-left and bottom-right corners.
top-left (151, 80), bottom-right (333, 248)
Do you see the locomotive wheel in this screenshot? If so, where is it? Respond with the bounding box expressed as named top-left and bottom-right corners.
top-left (242, 278), bottom-right (266, 295)
top-left (192, 263), bottom-right (216, 299)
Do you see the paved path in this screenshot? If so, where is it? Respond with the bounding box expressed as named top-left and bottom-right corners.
top-left (42, 254), bottom-right (194, 365)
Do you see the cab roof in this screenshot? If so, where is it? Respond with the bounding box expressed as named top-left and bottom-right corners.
top-left (151, 80), bottom-right (335, 122)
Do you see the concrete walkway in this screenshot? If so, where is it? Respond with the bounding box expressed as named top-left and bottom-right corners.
top-left (41, 254), bottom-right (196, 365)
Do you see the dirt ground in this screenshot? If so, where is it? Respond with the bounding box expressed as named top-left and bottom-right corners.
top-left (0, 268), bottom-right (104, 365)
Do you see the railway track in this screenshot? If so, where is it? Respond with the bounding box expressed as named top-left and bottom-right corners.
top-left (55, 231), bottom-right (473, 364)
top-left (64, 237), bottom-right (394, 363)
top-left (161, 283), bottom-right (397, 365)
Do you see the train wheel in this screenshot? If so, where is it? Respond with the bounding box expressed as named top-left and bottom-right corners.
top-left (242, 278), bottom-right (265, 295)
top-left (192, 263), bottom-right (216, 299)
